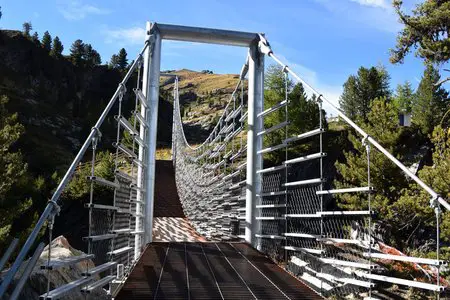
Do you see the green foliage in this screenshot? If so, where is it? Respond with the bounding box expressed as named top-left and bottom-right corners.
top-left (22, 22), bottom-right (32, 37)
top-left (389, 126), bottom-right (450, 251)
top-left (50, 36), bottom-right (64, 58)
top-left (0, 95), bottom-right (30, 242)
top-left (109, 48), bottom-right (128, 70)
top-left (391, 0), bottom-right (450, 64)
top-left (69, 39), bottom-right (101, 67)
top-left (393, 81), bottom-right (414, 113)
top-left (117, 48), bottom-right (128, 70)
top-left (83, 43), bottom-right (101, 66)
top-left (122, 115), bottom-right (139, 154)
top-left (31, 32), bottom-right (39, 45)
top-left (41, 31), bottom-right (52, 52)
top-left (339, 66), bottom-right (391, 121)
top-left (264, 65), bottom-right (325, 163)
top-left (66, 151), bottom-right (116, 201)
top-left (69, 39), bottom-right (85, 66)
top-left (412, 64), bottom-right (449, 135)
top-left (335, 98), bottom-right (407, 216)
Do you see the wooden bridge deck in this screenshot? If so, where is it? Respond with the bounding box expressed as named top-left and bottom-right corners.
top-left (116, 242), bottom-right (323, 300)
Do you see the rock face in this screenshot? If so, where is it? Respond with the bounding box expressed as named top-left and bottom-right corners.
top-left (3, 236), bottom-right (108, 300)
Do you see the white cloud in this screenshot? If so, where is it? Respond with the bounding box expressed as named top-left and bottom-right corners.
top-left (103, 27), bottom-right (146, 45)
top-left (58, 1), bottom-right (110, 21)
top-left (314, 0), bottom-right (400, 33)
top-left (274, 54), bottom-right (343, 117)
top-left (349, 0), bottom-right (389, 9)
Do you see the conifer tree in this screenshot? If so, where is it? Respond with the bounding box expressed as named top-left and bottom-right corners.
top-left (391, 0), bottom-right (450, 64)
top-left (117, 48), bottom-right (128, 70)
top-left (69, 39), bottom-right (85, 66)
top-left (339, 66), bottom-right (391, 122)
top-left (335, 97), bottom-right (407, 216)
top-left (389, 125), bottom-right (450, 249)
top-left (83, 43), bottom-right (101, 66)
top-left (50, 36), bottom-right (64, 58)
top-left (412, 64), bottom-right (449, 135)
top-left (264, 65), bottom-right (325, 163)
top-left (393, 81), bottom-right (414, 113)
top-left (31, 32), bottom-right (40, 45)
top-left (22, 22), bottom-right (32, 37)
top-left (109, 54), bottom-right (119, 68)
top-left (0, 95), bottom-right (30, 242)
top-left (41, 31), bottom-right (52, 52)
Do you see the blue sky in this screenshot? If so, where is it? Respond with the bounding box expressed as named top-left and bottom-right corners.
top-left (0, 0), bottom-right (446, 115)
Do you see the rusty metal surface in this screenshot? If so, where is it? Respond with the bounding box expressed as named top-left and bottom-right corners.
top-left (116, 242), bottom-right (323, 300)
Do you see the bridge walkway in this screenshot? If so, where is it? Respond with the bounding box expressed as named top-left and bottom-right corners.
top-left (116, 242), bottom-right (323, 300)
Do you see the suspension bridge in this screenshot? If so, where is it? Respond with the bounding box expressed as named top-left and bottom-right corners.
top-left (0, 22), bottom-right (449, 300)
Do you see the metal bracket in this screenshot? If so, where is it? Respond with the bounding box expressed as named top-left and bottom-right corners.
top-left (362, 135), bottom-right (370, 147)
top-left (257, 33), bottom-right (272, 55)
top-left (430, 195), bottom-right (442, 214)
top-left (315, 94), bottom-right (323, 104)
top-left (91, 126), bottom-right (102, 145)
top-left (118, 83), bottom-right (127, 100)
top-left (47, 200), bottom-right (61, 220)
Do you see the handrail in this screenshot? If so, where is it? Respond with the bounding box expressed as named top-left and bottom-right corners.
top-left (0, 42), bottom-right (150, 298)
top-left (261, 41), bottom-right (450, 211)
top-left (175, 56), bottom-right (249, 151)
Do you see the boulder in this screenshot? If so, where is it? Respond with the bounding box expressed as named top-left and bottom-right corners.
top-left (3, 236), bottom-right (109, 300)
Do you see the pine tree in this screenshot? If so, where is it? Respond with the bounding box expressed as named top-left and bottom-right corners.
top-left (390, 125), bottom-right (450, 250)
top-left (264, 65), bottom-right (325, 163)
top-left (83, 44), bottom-right (101, 66)
top-left (0, 95), bottom-right (30, 242)
top-left (117, 48), bottom-right (128, 70)
top-left (31, 32), bottom-right (40, 45)
top-left (22, 22), bottom-right (32, 37)
top-left (335, 97), bottom-right (407, 216)
top-left (391, 0), bottom-right (450, 64)
top-left (412, 64), bottom-right (449, 135)
top-left (50, 36), bottom-right (64, 58)
top-left (41, 31), bottom-right (52, 52)
top-left (394, 81), bottom-right (414, 113)
top-left (339, 66), bottom-right (391, 122)
top-left (109, 54), bottom-right (119, 68)
top-left (0, 6), bottom-right (3, 20)
top-left (69, 39), bottom-right (85, 66)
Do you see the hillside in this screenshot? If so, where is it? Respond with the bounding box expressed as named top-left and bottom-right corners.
top-left (160, 69), bottom-right (243, 143)
top-left (0, 28), bottom-right (240, 251)
top-left (0, 30), bottom-right (237, 172)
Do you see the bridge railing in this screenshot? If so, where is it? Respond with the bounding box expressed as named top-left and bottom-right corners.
top-left (0, 43), bottom-right (151, 299)
top-left (172, 58), bottom-right (250, 240)
top-left (251, 38), bottom-right (449, 298)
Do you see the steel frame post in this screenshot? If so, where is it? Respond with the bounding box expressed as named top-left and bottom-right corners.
top-left (135, 22), bottom-right (151, 258)
top-left (245, 41), bottom-right (264, 247)
top-left (143, 22), bottom-right (161, 244)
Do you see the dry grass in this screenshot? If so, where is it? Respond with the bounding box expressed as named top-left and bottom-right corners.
top-left (156, 148), bottom-right (172, 160)
top-left (161, 69), bottom-right (242, 95)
